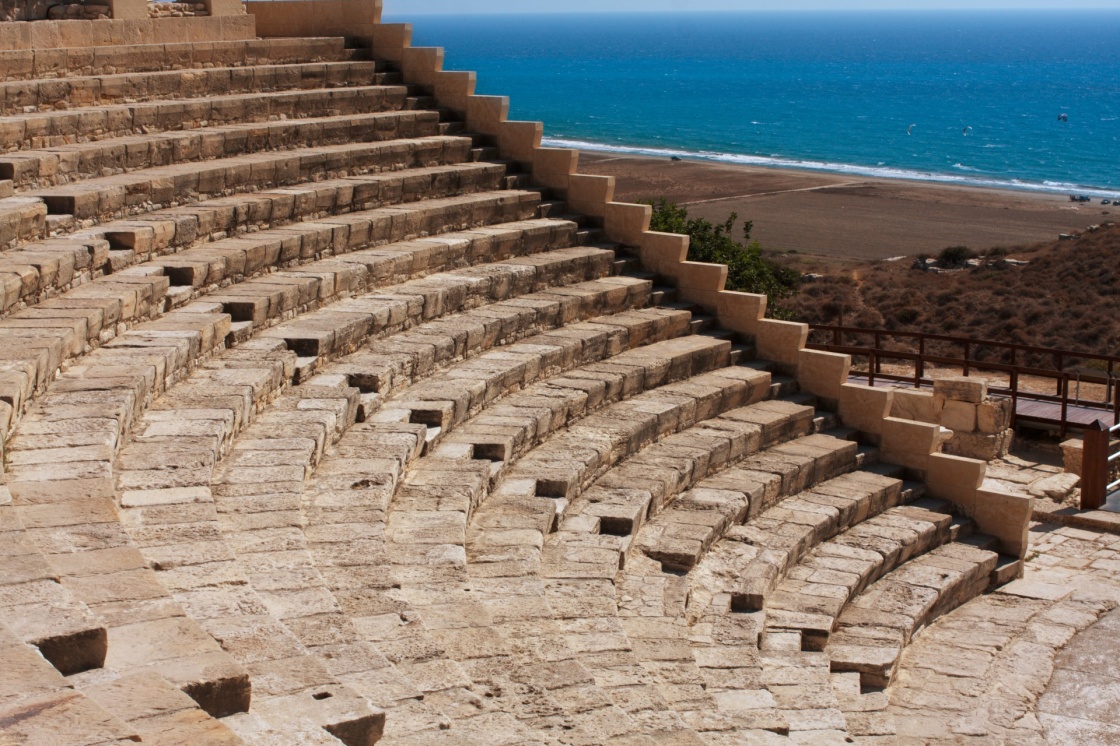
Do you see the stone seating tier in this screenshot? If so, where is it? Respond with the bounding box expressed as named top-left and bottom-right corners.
top-left (0, 26), bottom-right (1032, 746)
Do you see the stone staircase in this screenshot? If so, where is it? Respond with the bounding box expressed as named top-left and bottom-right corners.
top-left (0, 22), bottom-right (1034, 746)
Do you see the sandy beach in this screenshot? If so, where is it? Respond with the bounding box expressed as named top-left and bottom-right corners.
top-left (578, 152), bottom-right (1115, 262)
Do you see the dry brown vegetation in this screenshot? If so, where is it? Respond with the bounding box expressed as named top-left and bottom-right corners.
top-left (780, 224), bottom-right (1120, 357)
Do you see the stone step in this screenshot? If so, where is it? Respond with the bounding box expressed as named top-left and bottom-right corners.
top-left (79, 671), bottom-right (246, 745)
top-left (0, 84), bottom-right (417, 152)
top-left (0, 37), bottom-right (371, 83)
top-left (401, 362), bottom-right (756, 579)
top-left (0, 60), bottom-right (395, 117)
top-left (33, 137), bottom-right (483, 222)
top-left (0, 507), bottom-right (108, 677)
top-left (826, 537), bottom-right (1001, 688)
top-left (763, 498), bottom-right (962, 654)
top-left (178, 217), bottom-right (575, 329)
top-left (256, 245), bottom-right (618, 362)
top-left (693, 465), bottom-right (904, 616)
top-left (385, 305), bottom-right (689, 446)
top-left (0, 195), bottom-right (46, 248)
top-left (0, 109), bottom-right (443, 190)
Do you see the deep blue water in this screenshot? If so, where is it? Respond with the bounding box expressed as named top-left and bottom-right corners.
top-left (388, 11), bottom-right (1120, 196)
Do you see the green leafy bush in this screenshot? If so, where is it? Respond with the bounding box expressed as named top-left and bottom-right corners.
top-left (643, 198), bottom-right (800, 316)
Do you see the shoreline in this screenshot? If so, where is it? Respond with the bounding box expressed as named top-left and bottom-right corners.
top-left (545, 138), bottom-right (1120, 200)
top-left (576, 151), bottom-right (1112, 262)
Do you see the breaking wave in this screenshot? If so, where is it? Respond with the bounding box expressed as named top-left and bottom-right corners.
top-left (542, 137), bottom-right (1120, 198)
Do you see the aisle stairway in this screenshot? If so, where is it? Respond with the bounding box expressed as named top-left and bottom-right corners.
top-left (0, 30), bottom-right (1026, 746)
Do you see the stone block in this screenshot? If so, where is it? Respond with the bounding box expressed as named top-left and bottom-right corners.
top-left (107, 0), bottom-right (147, 20)
top-left (677, 261), bottom-right (726, 310)
top-left (755, 319), bottom-right (808, 368)
top-left (498, 120), bottom-right (543, 165)
top-left (977, 398), bottom-right (1012, 434)
top-left (838, 383), bottom-right (893, 437)
top-left (927, 452), bottom-right (986, 513)
top-left (567, 174), bottom-right (615, 218)
top-left (890, 387), bottom-right (939, 423)
top-left (1061, 438), bottom-right (1083, 476)
top-left (370, 22), bottom-right (412, 63)
top-left (638, 231), bottom-right (688, 278)
top-left (716, 290), bottom-right (766, 337)
top-left (604, 202), bottom-right (651, 247)
top-left (941, 399), bottom-right (977, 433)
top-left (974, 488), bottom-right (1033, 559)
top-left (532, 147), bottom-right (578, 191)
top-left (466, 95), bottom-right (509, 137)
top-left (944, 429), bottom-right (1014, 461)
top-left (880, 417), bottom-right (946, 473)
top-left (797, 349), bottom-right (851, 405)
top-left (933, 375), bottom-right (987, 404)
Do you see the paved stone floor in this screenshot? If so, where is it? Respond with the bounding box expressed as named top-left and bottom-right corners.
top-left (881, 521), bottom-right (1120, 745)
top-left (1039, 608), bottom-right (1120, 744)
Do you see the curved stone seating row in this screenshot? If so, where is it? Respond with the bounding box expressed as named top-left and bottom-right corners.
top-left (1, 109), bottom-right (443, 189)
top-left (690, 465), bottom-right (911, 619)
top-left (826, 536), bottom-right (1002, 689)
top-left (36, 153), bottom-right (501, 224)
top-left (0, 59), bottom-right (397, 117)
top-left (0, 37), bottom-right (367, 82)
top-left (763, 497), bottom-right (962, 650)
top-left (0, 188), bottom-right (540, 328)
top-left (0, 84), bottom-right (420, 153)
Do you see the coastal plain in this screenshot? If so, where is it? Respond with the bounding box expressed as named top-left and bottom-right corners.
top-left (580, 152), bottom-right (1112, 260)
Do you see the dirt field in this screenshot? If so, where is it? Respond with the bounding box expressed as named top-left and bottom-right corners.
top-left (579, 152), bottom-right (1115, 260)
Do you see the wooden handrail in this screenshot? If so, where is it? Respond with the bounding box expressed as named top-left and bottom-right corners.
top-left (1082, 420), bottom-right (1120, 510)
top-left (808, 325), bottom-right (1120, 436)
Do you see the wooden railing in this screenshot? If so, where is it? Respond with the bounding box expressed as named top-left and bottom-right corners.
top-left (1082, 420), bottom-right (1120, 510)
top-left (807, 325), bottom-right (1120, 436)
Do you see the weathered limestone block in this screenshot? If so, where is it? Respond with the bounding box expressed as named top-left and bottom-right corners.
top-left (974, 488), bottom-right (1034, 559)
top-left (977, 398), bottom-right (1013, 434)
top-left (942, 399), bottom-right (978, 433)
top-left (532, 147), bottom-right (578, 191)
top-left (881, 417), bottom-right (947, 473)
top-left (890, 387), bottom-right (939, 423)
top-left (797, 348), bottom-right (851, 406)
top-left (1061, 438), bottom-right (1083, 476)
top-left (716, 290), bottom-right (766, 337)
top-left (944, 429), bottom-right (1014, 461)
top-left (755, 319), bottom-right (807, 368)
top-left (604, 201), bottom-right (651, 247)
top-left (927, 452), bottom-right (986, 513)
top-left (838, 383), bottom-right (893, 438)
top-left (567, 174), bottom-right (615, 219)
top-left (934, 375), bottom-right (988, 404)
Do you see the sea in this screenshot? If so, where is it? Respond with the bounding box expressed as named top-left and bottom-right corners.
top-left (387, 10), bottom-right (1120, 197)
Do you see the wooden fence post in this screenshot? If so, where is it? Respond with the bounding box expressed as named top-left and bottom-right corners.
top-left (1081, 419), bottom-right (1110, 511)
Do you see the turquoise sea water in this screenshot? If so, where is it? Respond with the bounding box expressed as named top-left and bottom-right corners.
top-left (390, 11), bottom-right (1120, 196)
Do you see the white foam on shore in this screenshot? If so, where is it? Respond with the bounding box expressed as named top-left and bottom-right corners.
top-left (542, 137), bottom-right (1120, 198)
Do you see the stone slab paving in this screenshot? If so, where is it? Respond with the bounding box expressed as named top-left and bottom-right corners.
top-left (1039, 608), bottom-right (1120, 745)
top-left (881, 521), bottom-right (1120, 745)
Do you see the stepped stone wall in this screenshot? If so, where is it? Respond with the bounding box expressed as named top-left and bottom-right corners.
top-left (0, 2), bottom-right (1062, 744)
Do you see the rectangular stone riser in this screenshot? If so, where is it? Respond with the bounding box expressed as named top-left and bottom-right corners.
top-left (0, 37), bottom-right (370, 82)
top-left (1, 110), bottom-right (443, 190)
top-left (0, 61), bottom-right (392, 117)
top-left (0, 86), bottom-right (413, 153)
top-left (35, 141), bottom-right (486, 222)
